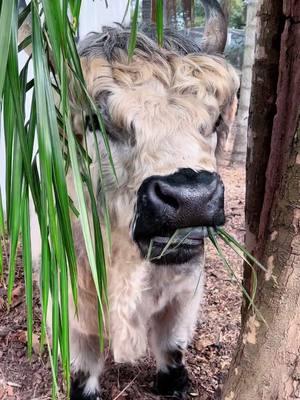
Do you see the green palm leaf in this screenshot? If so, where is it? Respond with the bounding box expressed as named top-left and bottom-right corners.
top-left (156, 0), bottom-right (164, 46)
top-left (1, 1), bottom-right (115, 396)
top-left (128, 0), bottom-right (139, 61)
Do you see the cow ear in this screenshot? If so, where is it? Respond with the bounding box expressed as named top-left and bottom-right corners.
top-left (215, 94), bottom-right (238, 156)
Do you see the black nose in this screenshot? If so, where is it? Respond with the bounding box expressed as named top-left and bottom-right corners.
top-left (133, 168), bottom-right (225, 240)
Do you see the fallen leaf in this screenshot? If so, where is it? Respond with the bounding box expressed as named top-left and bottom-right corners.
top-left (12, 286), bottom-right (23, 300)
top-left (195, 338), bottom-right (215, 351)
top-left (32, 333), bottom-right (40, 354)
top-left (11, 286), bottom-right (24, 308)
top-left (17, 331), bottom-right (27, 344)
top-left (0, 297), bottom-right (5, 309)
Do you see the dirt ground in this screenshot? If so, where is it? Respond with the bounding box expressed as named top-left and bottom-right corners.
top-left (0, 165), bottom-right (245, 400)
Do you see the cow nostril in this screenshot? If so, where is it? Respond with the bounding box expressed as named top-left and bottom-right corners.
top-left (154, 182), bottom-right (179, 210)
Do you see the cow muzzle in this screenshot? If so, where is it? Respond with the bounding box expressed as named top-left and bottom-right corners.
top-left (132, 168), bottom-right (225, 265)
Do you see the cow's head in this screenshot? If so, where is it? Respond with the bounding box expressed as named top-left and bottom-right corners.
top-left (73, 3), bottom-right (239, 267)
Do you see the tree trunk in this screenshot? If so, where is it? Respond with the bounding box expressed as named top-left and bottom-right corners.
top-left (164, 0), bottom-right (177, 28)
top-left (220, 0), bottom-right (231, 25)
top-left (149, 0), bottom-right (169, 26)
top-left (182, 0), bottom-right (194, 28)
top-left (228, 0), bottom-right (258, 164)
top-left (142, 0), bottom-right (152, 24)
top-left (222, 1), bottom-right (300, 399)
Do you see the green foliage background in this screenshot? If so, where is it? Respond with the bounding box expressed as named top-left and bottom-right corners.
top-left (229, 0), bottom-right (246, 28)
top-left (194, 0), bottom-right (246, 29)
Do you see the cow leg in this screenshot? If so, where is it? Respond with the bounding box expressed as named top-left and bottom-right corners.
top-left (70, 329), bottom-right (104, 400)
top-left (150, 281), bottom-right (203, 399)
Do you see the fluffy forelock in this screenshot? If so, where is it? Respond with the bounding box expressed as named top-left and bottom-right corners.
top-left (75, 27), bottom-right (239, 143)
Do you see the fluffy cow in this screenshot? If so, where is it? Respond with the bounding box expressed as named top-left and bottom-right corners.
top-left (28, 1), bottom-right (239, 399)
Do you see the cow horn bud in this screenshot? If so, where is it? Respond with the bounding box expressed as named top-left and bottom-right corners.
top-left (201, 0), bottom-right (227, 54)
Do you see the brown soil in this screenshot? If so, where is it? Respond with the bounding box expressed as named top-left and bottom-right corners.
top-left (0, 165), bottom-right (245, 400)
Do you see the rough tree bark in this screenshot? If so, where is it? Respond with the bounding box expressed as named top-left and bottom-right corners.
top-left (228, 0), bottom-right (258, 164)
top-left (182, 0), bottom-right (195, 28)
top-left (142, 0), bottom-right (152, 24)
top-left (164, 0), bottom-right (177, 28)
top-left (220, 0), bottom-right (231, 24)
top-left (222, 1), bottom-right (300, 399)
top-left (145, 0), bottom-right (169, 26)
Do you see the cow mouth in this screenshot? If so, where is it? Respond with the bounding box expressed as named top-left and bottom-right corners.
top-left (136, 226), bottom-right (209, 265)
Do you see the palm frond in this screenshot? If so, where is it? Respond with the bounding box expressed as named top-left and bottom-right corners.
top-left (207, 227), bottom-right (266, 324)
top-left (1, 1), bottom-right (112, 395)
top-left (128, 0), bottom-right (139, 61)
top-left (156, 0), bottom-right (164, 46)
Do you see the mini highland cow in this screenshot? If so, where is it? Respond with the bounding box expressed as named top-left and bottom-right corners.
top-left (29, 1), bottom-right (239, 398)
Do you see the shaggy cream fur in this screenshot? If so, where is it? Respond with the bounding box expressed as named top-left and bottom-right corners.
top-left (32, 28), bottom-right (239, 396)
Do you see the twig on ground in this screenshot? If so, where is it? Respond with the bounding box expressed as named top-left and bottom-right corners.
top-left (7, 381), bottom-right (22, 388)
top-left (112, 372), bottom-right (140, 400)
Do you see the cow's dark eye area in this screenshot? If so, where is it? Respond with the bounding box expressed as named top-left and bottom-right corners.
top-left (85, 114), bottom-right (100, 132)
top-left (85, 113), bottom-right (135, 144)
